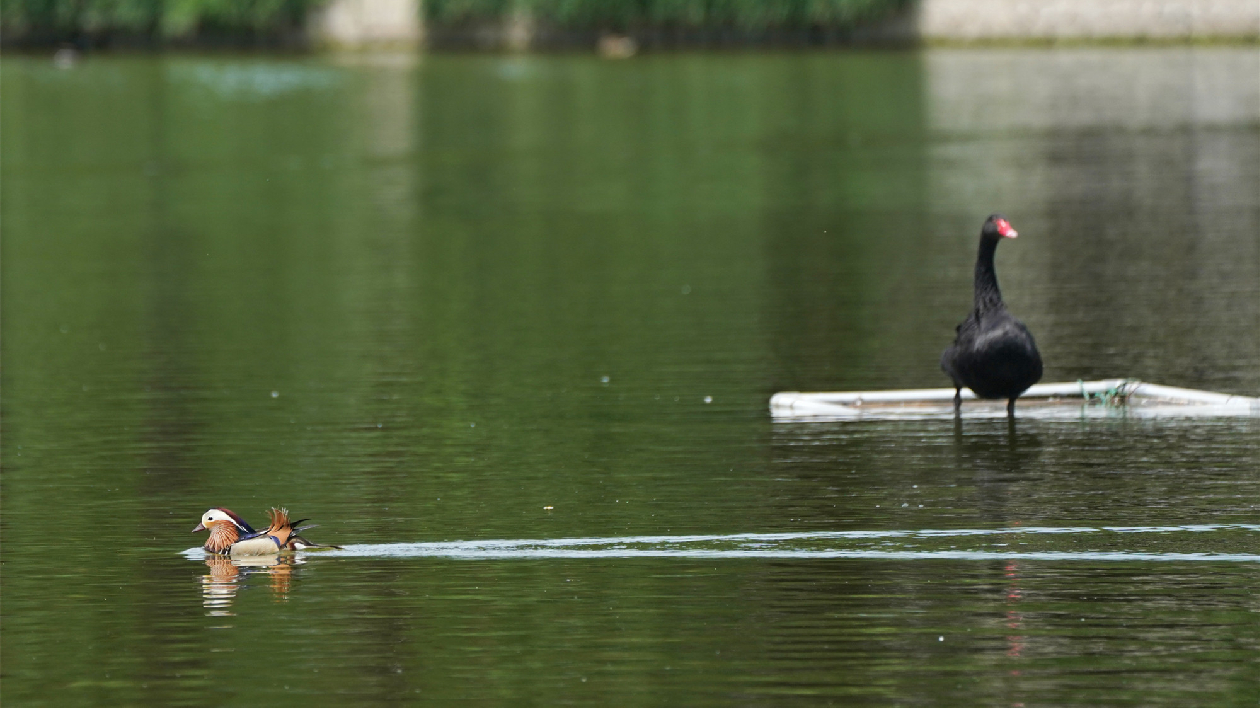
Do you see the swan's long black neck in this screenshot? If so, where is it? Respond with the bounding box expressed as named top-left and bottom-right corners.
top-left (973, 237), bottom-right (1005, 313)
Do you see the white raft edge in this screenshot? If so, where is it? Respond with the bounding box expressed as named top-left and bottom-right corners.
top-left (770, 379), bottom-right (1260, 419)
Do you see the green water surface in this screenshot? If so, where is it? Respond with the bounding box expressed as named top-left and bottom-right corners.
top-left (3, 49), bottom-right (1258, 706)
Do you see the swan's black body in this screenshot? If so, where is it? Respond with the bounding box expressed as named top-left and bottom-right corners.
top-left (941, 214), bottom-right (1043, 415)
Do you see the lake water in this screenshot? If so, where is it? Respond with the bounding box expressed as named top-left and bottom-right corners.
top-left (2, 48), bottom-right (1258, 706)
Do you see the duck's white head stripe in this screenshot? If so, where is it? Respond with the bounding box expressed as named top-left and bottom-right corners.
top-left (203, 508), bottom-right (253, 532)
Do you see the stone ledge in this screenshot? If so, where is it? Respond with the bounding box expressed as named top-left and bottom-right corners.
top-left (303, 0), bottom-right (1259, 49)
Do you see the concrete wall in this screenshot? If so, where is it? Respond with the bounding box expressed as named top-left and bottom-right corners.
top-left (918, 0), bottom-right (1260, 41)
top-left (309, 0), bottom-right (422, 48)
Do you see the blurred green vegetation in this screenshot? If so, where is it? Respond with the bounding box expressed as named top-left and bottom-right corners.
top-left (0, 0), bottom-right (324, 46)
top-left (0, 0), bottom-right (911, 47)
top-left (428, 0), bottom-right (911, 31)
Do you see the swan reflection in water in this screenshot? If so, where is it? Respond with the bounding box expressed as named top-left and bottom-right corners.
top-left (200, 554), bottom-right (304, 616)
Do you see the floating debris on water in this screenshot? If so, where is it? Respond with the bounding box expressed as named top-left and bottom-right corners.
top-left (771, 380), bottom-right (1260, 420)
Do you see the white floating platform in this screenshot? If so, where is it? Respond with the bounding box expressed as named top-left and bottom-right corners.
top-left (770, 379), bottom-right (1260, 421)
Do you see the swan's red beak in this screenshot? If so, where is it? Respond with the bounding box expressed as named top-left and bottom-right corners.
top-left (996, 219), bottom-right (1018, 239)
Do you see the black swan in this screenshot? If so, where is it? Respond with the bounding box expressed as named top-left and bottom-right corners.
top-left (940, 214), bottom-right (1043, 415)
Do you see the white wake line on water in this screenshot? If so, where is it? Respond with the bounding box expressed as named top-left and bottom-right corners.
top-left (342, 523), bottom-right (1260, 547)
top-left (181, 524), bottom-right (1260, 562)
top-left (326, 547), bottom-right (1260, 562)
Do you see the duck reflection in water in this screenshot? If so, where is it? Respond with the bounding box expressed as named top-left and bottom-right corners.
top-left (200, 555), bottom-right (304, 616)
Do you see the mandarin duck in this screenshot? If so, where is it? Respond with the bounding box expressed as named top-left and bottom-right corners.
top-left (193, 507), bottom-right (340, 556)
